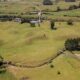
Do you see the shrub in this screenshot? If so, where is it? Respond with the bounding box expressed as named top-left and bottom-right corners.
top-left (56, 6), bottom-right (61, 12)
top-left (57, 71), bottom-right (61, 75)
top-left (65, 38), bottom-right (80, 51)
top-left (43, 0), bottom-right (53, 5)
top-left (50, 20), bottom-right (56, 30)
top-left (67, 20), bottom-right (73, 25)
top-left (0, 60), bottom-right (6, 74)
top-left (79, 3), bottom-right (80, 8)
top-left (50, 64), bottom-right (54, 68)
top-left (30, 23), bottom-right (36, 27)
top-left (69, 5), bottom-right (78, 10)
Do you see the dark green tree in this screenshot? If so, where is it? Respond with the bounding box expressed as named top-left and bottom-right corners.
top-left (30, 23), bottom-right (36, 27)
top-left (43, 0), bottom-right (53, 5)
top-left (67, 20), bottom-right (73, 25)
top-left (0, 56), bottom-right (6, 73)
top-left (57, 6), bottom-right (61, 12)
top-left (65, 38), bottom-right (80, 51)
top-left (50, 20), bottom-right (55, 30)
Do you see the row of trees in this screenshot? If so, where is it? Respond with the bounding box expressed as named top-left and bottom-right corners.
top-left (43, 0), bottom-right (77, 5)
top-left (56, 3), bottom-right (80, 12)
top-left (69, 3), bottom-right (80, 10)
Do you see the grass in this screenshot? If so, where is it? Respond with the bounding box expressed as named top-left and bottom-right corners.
top-left (0, 21), bottom-right (80, 80)
top-left (0, 21), bottom-right (80, 63)
top-left (8, 54), bottom-right (80, 80)
top-left (0, 70), bottom-right (17, 80)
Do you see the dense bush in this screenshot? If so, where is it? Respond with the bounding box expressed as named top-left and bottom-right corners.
top-left (50, 64), bottom-right (54, 68)
top-left (57, 71), bottom-right (61, 75)
top-left (68, 5), bottom-right (78, 10)
top-left (67, 20), bottom-right (73, 25)
top-left (0, 59), bottom-right (6, 74)
top-left (50, 20), bottom-right (55, 30)
top-left (56, 6), bottom-right (61, 12)
top-left (30, 23), bottom-right (36, 27)
top-left (43, 0), bottom-right (53, 5)
top-left (79, 3), bottom-right (80, 8)
top-left (65, 38), bottom-right (80, 51)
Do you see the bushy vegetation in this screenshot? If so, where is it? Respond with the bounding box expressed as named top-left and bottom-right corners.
top-left (0, 58), bottom-right (6, 74)
top-left (56, 6), bottom-right (61, 12)
top-left (67, 20), bottom-right (73, 25)
top-left (65, 38), bottom-right (80, 51)
top-left (50, 20), bottom-right (56, 30)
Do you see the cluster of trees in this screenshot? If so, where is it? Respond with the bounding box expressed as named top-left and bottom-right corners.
top-left (69, 4), bottom-right (80, 10)
top-left (65, 38), bottom-right (80, 51)
top-left (56, 3), bottom-right (80, 12)
top-left (0, 15), bottom-right (20, 22)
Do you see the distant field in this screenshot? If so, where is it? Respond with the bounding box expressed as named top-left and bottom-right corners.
top-left (0, 1), bottom-right (80, 16)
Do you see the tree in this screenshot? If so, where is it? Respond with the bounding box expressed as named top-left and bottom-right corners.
top-left (50, 20), bottom-right (55, 30)
top-left (43, 0), bottom-right (53, 5)
top-left (56, 6), bottom-right (61, 12)
top-left (78, 3), bottom-right (80, 8)
top-left (50, 64), bottom-right (54, 68)
top-left (0, 56), bottom-right (6, 73)
top-left (69, 5), bottom-right (78, 10)
top-left (65, 38), bottom-right (80, 51)
top-left (30, 23), bottom-right (36, 27)
top-left (67, 20), bottom-right (73, 25)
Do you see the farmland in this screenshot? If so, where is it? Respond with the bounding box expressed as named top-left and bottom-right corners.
top-left (0, 0), bottom-right (80, 80)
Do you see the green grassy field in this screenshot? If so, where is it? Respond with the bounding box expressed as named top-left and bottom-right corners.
top-left (0, 21), bottom-right (80, 80)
